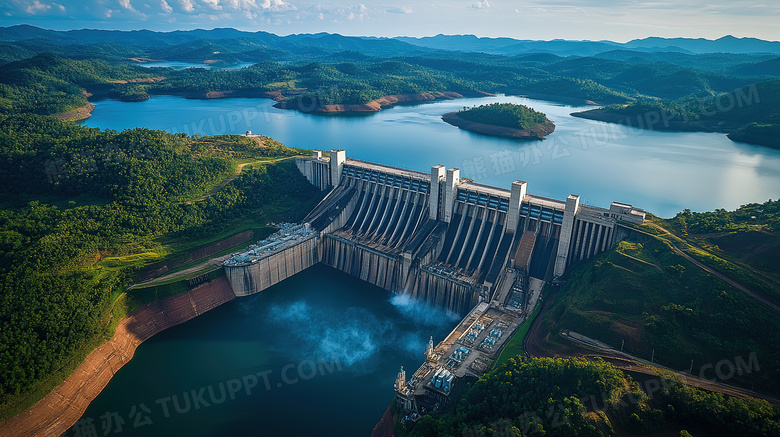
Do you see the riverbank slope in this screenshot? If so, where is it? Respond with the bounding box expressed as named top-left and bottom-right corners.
top-left (0, 278), bottom-right (236, 437)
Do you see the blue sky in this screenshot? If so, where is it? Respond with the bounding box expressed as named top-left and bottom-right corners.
top-left (1, 0), bottom-right (778, 42)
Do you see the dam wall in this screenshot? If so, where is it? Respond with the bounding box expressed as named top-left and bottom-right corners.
top-left (407, 269), bottom-right (481, 316)
top-left (321, 234), bottom-right (402, 291)
top-left (229, 149), bottom-right (646, 315)
top-left (224, 231), bottom-right (319, 297)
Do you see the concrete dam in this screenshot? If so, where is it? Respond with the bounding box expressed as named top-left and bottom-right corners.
top-left (223, 149), bottom-right (646, 417)
top-left (223, 149), bottom-right (645, 317)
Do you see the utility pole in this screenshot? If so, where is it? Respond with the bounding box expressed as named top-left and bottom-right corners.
top-left (689, 359), bottom-right (693, 374)
top-left (651, 349), bottom-right (655, 363)
top-left (620, 339), bottom-right (624, 352)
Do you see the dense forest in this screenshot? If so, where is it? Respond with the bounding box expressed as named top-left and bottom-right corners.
top-left (0, 114), bottom-right (320, 418)
top-left (407, 357), bottom-right (780, 436)
top-left (456, 102), bottom-right (549, 130)
top-left (0, 53), bottom-right (156, 115)
top-left (2, 30), bottom-right (779, 137)
top-left (673, 199), bottom-right (780, 235)
top-left (575, 80), bottom-right (780, 148)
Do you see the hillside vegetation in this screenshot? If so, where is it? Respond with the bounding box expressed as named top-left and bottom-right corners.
top-left (2, 39), bottom-right (778, 129)
top-left (406, 357), bottom-right (780, 437)
top-left (670, 200), bottom-right (780, 304)
top-left (0, 53), bottom-right (155, 115)
top-left (0, 114), bottom-right (321, 419)
top-left (533, 202), bottom-right (780, 398)
top-left (456, 102), bottom-right (549, 130)
top-left (575, 80), bottom-right (780, 148)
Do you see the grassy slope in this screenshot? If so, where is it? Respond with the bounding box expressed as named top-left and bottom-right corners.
top-left (537, 230), bottom-right (780, 397)
top-left (491, 298), bottom-right (543, 370)
top-left (648, 211), bottom-right (780, 306)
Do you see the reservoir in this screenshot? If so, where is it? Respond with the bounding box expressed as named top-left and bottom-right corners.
top-left (83, 93), bottom-right (780, 218)
top-left (77, 93), bottom-right (780, 436)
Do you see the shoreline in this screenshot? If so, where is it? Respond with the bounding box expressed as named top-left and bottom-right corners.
top-left (53, 102), bottom-right (95, 122)
top-left (63, 89), bottom-right (493, 122)
top-left (441, 111), bottom-right (555, 139)
top-left (273, 91), bottom-right (489, 114)
top-left (570, 107), bottom-right (738, 133)
top-left (54, 87), bottom-right (604, 124)
top-left (510, 91), bottom-right (602, 106)
top-left (0, 277), bottom-right (236, 437)
top-left (571, 108), bottom-right (780, 149)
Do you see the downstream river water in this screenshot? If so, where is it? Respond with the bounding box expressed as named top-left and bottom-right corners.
top-left (77, 92), bottom-right (780, 436)
top-left (80, 265), bottom-right (458, 436)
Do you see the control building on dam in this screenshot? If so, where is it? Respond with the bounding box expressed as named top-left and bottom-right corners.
top-left (222, 149), bottom-right (645, 317)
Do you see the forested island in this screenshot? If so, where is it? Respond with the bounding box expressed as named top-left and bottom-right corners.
top-left (442, 102), bottom-right (555, 139)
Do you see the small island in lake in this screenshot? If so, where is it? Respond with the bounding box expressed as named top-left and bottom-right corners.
top-left (442, 102), bottom-right (555, 139)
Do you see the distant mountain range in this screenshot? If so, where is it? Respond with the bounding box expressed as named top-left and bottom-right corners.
top-left (1, 25), bottom-right (779, 63)
top-left (0, 24), bottom-right (434, 59)
top-left (396, 34), bottom-right (780, 56)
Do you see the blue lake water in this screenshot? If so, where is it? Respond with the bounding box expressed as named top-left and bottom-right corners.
top-left (83, 94), bottom-right (780, 218)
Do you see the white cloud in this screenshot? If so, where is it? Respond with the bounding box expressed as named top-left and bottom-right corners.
top-left (160, 0), bottom-right (173, 13)
top-left (329, 4), bottom-right (367, 22)
top-left (386, 6), bottom-right (412, 14)
top-left (24, 0), bottom-right (51, 14)
top-left (203, 0), bottom-right (221, 10)
top-left (472, 0), bottom-right (490, 9)
top-left (221, 0), bottom-right (294, 13)
top-left (180, 0), bottom-right (194, 12)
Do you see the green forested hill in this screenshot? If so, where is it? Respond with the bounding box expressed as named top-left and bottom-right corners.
top-left (0, 114), bottom-right (319, 419)
top-left (0, 53), bottom-right (155, 114)
top-left (2, 43), bottom-right (779, 128)
top-left (576, 80), bottom-right (780, 148)
top-left (455, 102), bottom-right (549, 130)
top-left (532, 202), bottom-right (780, 399)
